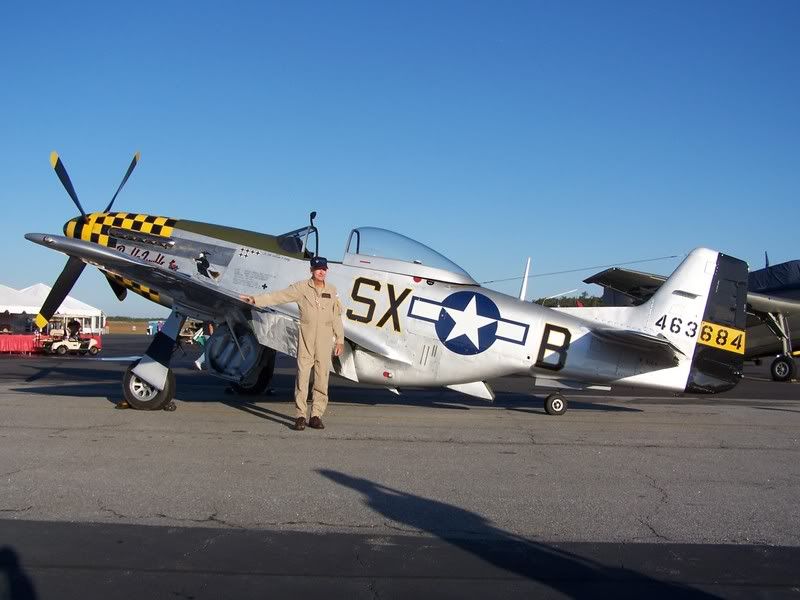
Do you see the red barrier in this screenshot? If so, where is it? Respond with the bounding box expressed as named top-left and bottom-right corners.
top-left (0, 335), bottom-right (38, 354)
top-left (0, 334), bottom-right (103, 354)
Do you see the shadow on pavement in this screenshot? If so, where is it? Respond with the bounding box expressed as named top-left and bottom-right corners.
top-left (221, 401), bottom-right (295, 428)
top-left (9, 366), bottom-right (641, 415)
top-left (319, 469), bottom-right (717, 599)
top-left (0, 546), bottom-right (37, 600)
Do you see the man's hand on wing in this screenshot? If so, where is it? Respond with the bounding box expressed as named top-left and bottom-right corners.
top-left (334, 342), bottom-right (344, 357)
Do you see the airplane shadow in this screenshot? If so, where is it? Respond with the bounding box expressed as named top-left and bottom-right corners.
top-left (326, 382), bottom-right (641, 413)
top-left (753, 406), bottom-right (800, 414)
top-left (9, 365), bottom-right (640, 415)
top-left (0, 546), bottom-right (38, 600)
top-left (19, 364), bottom-right (125, 384)
top-left (318, 469), bottom-right (716, 598)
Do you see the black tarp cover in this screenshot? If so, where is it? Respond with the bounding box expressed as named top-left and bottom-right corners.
top-left (748, 260), bottom-right (800, 293)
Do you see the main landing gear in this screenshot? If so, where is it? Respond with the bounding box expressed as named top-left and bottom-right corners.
top-left (544, 392), bottom-right (568, 416)
top-left (122, 361), bottom-right (176, 410)
top-left (117, 310), bottom-right (185, 411)
top-left (766, 312), bottom-right (796, 382)
top-left (770, 355), bottom-right (796, 382)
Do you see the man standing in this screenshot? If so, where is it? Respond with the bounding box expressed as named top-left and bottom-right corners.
top-left (240, 257), bottom-right (344, 431)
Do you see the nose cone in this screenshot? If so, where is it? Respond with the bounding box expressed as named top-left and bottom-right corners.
top-left (63, 217), bottom-right (82, 238)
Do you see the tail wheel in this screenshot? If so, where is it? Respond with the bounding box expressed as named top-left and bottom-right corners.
top-left (231, 349), bottom-right (276, 395)
top-left (771, 356), bottom-right (796, 382)
top-left (544, 393), bottom-right (568, 416)
top-left (122, 361), bottom-right (175, 410)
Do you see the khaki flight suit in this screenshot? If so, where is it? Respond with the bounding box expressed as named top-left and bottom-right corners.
top-left (253, 279), bottom-right (344, 419)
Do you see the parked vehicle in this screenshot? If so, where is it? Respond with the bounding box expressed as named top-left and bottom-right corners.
top-left (43, 336), bottom-right (100, 356)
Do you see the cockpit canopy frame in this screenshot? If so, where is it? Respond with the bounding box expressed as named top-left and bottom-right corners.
top-left (342, 227), bottom-right (477, 285)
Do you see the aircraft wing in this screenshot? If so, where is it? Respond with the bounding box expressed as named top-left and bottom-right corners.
top-left (25, 233), bottom-right (253, 319)
top-left (583, 268), bottom-right (666, 302)
top-left (746, 292), bottom-right (800, 317)
top-left (27, 233), bottom-right (414, 365)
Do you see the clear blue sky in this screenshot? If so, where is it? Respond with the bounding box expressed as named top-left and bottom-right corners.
top-left (2, 1), bottom-right (798, 316)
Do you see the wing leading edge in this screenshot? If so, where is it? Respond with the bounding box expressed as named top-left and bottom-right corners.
top-left (25, 233), bottom-right (252, 320)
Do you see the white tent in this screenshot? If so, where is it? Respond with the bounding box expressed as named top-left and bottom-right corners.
top-left (0, 283), bottom-right (105, 334)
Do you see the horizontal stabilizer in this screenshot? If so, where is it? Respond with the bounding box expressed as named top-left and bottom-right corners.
top-left (592, 328), bottom-right (684, 357)
top-left (584, 268), bottom-right (666, 302)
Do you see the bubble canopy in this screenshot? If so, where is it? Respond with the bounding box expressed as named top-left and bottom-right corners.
top-left (342, 227), bottom-right (477, 285)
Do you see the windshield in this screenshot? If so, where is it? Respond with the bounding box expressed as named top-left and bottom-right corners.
top-left (345, 227), bottom-right (474, 280)
top-left (277, 226), bottom-right (315, 257)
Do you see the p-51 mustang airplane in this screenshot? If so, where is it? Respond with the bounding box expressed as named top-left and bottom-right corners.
top-left (26, 152), bottom-right (749, 415)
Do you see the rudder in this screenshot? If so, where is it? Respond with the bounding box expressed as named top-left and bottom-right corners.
top-left (685, 252), bottom-right (748, 392)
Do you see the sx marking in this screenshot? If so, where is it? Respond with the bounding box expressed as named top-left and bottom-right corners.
top-left (346, 277), bottom-right (412, 333)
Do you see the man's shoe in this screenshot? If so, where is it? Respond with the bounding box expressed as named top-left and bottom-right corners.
top-left (292, 417), bottom-right (306, 431)
top-left (308, 416), bottom-right (325, 430)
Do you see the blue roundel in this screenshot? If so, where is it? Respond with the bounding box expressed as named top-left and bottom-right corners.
top-left (435, 291), bottom-right (500, 355)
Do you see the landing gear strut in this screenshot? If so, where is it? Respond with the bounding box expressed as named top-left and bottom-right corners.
top-left (544, 392), bottom-right (568, 416)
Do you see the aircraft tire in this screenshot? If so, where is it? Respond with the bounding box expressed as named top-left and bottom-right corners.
top-left (770, 356), bottom-right (796, 382)
top-left (122, 361), bottom-right (176, 410)
top-left (231, 349), bottom-right (276, 395)
top-left (544, 393), bottom-right (568, 416)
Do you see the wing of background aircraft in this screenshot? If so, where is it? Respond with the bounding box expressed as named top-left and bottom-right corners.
top-left (586, 267), bottom-right (800, 316)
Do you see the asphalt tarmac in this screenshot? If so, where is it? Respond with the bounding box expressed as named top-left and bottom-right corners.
top-left (1, 335), bottom-right (799, 599)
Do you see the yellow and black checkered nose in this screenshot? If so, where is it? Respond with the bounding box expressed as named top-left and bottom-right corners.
top-left (106, 273), bottom-right (163, 304)
top-left (63, 212), bottom-right (177, 246)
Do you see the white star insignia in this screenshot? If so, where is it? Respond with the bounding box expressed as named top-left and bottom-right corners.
top-left (444, 296), bottom-right (496, 349)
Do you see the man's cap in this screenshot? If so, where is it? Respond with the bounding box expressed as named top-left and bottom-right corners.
top-left (310, 256), bottom-right (328, 270)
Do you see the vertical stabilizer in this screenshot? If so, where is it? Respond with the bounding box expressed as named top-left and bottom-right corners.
top-left (636, 248), bottom-right (748, 392)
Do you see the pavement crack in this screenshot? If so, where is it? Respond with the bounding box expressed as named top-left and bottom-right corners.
top-left (0, 505), bottom-right (32, 514)
top-left (633, 469), bottom-right (671, 542)
top-left (636, 517), bottom-right (669, 541)
top-left (98, 503), bottom-right (131, 520)
top-left (155, 509), bottom-right (244, 529)
top-left (354, 548), bottom-right (380, 600)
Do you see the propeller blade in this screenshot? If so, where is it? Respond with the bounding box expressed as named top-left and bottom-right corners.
top-left (50, 152), bottom-right (88, 222)
top-left (33, 256), bottom-right (86, 330)
top-left (103, 151), bottom-right (141, 213)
